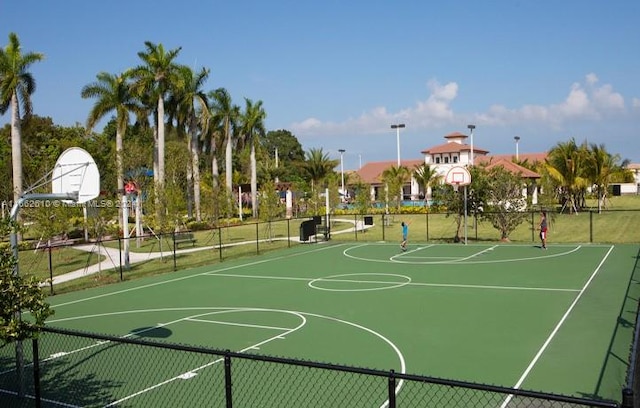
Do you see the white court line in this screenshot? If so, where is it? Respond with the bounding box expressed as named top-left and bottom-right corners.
top-left (499, 245), bottom-right (615, 408)
top-left (185, 318), bottom-right (294, 331)
top-left (103, 310), bottom-right (308, 407)
top-left (51, 243), bottom-right (344, 309)
top-left (451, 245), bottom-right (498, 262)
top-left (207, 273), bottom-right (579, 293)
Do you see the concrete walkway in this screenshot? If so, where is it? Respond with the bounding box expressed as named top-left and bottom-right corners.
top-left (47, 218), bottom-right (374, 285)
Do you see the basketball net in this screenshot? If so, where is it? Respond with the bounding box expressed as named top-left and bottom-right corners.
top-left (452, 182), bottom-right (460, 192)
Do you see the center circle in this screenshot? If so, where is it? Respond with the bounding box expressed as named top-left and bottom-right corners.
top-left (308, 273), bottom-right (412, 292)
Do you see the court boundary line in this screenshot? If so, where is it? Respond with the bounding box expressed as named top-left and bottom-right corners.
top-left (344, 243), bottom-right (584, 264)
top-left (499, 244), bottom-right (616, 407)
top-left (201, 272), bottom-right (581, 293)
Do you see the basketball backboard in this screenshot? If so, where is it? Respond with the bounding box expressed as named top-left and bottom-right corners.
top-left (52, 147), bottom-right (100, 203)
top-left (445, 166), bottom-right (472, 187)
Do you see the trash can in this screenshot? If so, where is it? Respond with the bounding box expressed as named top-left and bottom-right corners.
top-left (364, 216), bottom-right (373, 225)
top-left (300, 220), bottom-right (315, 242)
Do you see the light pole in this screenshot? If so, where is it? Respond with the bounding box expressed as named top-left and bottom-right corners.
top-left (467, 124), bottom-right (476, 165)
top-left (514, 136), bottom-right (520, 161)
top-left (391, 123), bottom-right (405, 166)
top-left (338, 149), bottom-right (346, 201)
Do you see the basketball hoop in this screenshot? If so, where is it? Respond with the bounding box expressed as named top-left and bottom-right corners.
top-left (445, 166), bottom-right (471, 190)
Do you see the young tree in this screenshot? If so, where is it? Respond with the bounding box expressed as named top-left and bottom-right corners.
top-left (0, 217), bottom-right (54, 397)
top-left (479, 166), bottom-right (529, 241)
top-left (0, 33), bottom-right (45, 204)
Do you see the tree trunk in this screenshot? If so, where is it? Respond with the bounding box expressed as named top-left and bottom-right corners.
top-left (10, 92), bottom-right (22, 205)
top-left (190, 119), bottom-right (201, 222)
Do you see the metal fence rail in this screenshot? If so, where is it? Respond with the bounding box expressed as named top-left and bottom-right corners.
top-left (0, 327), bottom-right (621, 407)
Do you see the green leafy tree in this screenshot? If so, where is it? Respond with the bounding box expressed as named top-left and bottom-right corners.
top-left (1, 217), bottom-right (54, 397)
top-left (479, 166), bottom-right (529, 241)
top-left (0, 33), bottom-right (44, 204)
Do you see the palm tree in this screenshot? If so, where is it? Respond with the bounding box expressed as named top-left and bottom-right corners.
top-left (381, 165), bottom-right (410, 211)
top-left (413, 163), bottom-right (442, 206)
top-left (129, 42), bottom-right (183, 220)
top-left (169, 65), bottom-right (210, 222)
top-left (81, 71), bottom-right (141, 241)
top-left (0, 32), bottom-right (44, 204)
top-left (208, 88), bottom-right (239, 194)
top-left (304, 148), bottom-right (338, 193)
top-left (238, 98), bottom-right (266, 218)
top-left (586, 143), bottom-right (620, 213)
top-left (544, 138), bottom-right (589, 213)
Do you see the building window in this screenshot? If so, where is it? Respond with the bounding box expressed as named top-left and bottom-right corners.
top-left (444, 157), bottom-right (449, 164)
top-left (453, 156), bottom-right (458, 163)
top-left (435, 157), bottom-right (440, 164)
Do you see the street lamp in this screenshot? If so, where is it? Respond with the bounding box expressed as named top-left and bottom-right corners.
top-left (338, 149), bottom-right (346, 201)
top-left (391, 123), bottom-right (405, 166)
top-left (467, 124), bottom-right (476, 165)
top-left (514, 136), bottom-right (520, 161)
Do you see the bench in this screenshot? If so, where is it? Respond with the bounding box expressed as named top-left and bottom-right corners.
top-left (172, 232), bottom-right (197, 247)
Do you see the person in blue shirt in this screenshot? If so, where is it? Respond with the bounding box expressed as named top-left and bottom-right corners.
top-left (401, 221), bottom-right (409, 251)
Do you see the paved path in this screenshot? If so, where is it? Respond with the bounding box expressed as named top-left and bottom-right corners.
top-left (47, 219), bottom-right (374, 285)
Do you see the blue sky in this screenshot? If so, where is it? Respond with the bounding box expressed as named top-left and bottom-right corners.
top-left (2, 0), bottom-right (639, 171)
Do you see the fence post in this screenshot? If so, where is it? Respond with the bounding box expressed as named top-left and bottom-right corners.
top-left (256, 223), bottom-right (259, 255)
top-left (32, 338), bottom-right (41, 408)
top-left (224, 352), bottom-right (233, 408)
top-left (425, 212), bottom-right (429, 241)
top-left (354, 214), bottom-right (358, 241)
top-left (218, 227), bottom-right (223, 261)
top-left (388, 369), bottom-right (396, 408)
top-left (589, 210), bottom-right (593, 243)
top-left (287, 219), bottom-right (290, 248)
top-left (172, 231), bottom-right (177, 271)
top-left (382, 214), bottom-right (386, 241)
top-left (118, 236), bottom-right (123, 281)
top-left (48, 246), bottom-right (54, 295)
top-left (531, 211), bottom-right (535, 242)
top-left (622, 387), bottom-right (633, 408)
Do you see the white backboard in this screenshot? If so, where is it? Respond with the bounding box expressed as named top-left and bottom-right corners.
top-left (52, 147), bottom-right (100, 203)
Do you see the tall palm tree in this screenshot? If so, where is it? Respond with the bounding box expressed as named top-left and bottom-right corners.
top-left (129, 42), bottom-right (183, 220)
top-left (169, 65), bottom-right (210, 222)
top-left (413, 163), bottom-right (442, 206)
top-left (81, 71), bottom-right (141, 238)
top-left (208, 88), bottom-right (239, 194)
top-left (238, 98), bottom-right (266, 218)
top-left (0, 32), bottom-right (44, 204)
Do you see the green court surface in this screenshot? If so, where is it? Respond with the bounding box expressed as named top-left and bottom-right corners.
top-left (32, 242), bottom-right (640, 404)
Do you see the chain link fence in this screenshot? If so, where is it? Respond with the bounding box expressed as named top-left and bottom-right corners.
top-left (0, 326), bottom-right (620, 407)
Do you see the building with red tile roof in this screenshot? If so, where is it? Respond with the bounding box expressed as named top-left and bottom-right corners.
top-left (352, 131), bottom-right (547, 203)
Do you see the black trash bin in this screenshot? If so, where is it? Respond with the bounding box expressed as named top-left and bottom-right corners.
top-left (300, 220), bottom-right (316, 242)
top-left (364, 216), bottom-right (373, 225)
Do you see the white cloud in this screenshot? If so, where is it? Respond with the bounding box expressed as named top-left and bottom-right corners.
top-left (290, 74), bottom-right (627, 137)
top-left (633, 98), bottom-right (640, 108)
